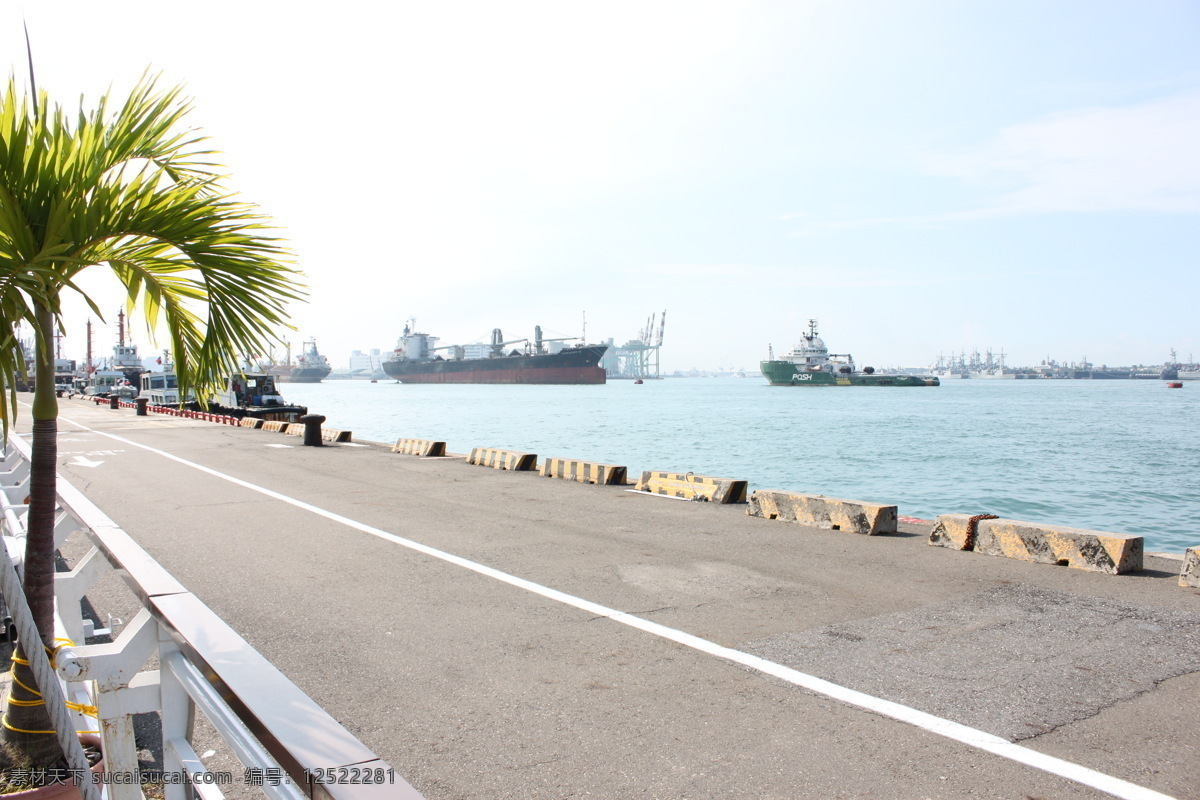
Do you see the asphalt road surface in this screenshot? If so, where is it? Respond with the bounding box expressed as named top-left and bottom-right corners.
top-left (17, 397), bottom-right (1199, 800)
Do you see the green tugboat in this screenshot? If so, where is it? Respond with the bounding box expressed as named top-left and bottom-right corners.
top-left (761, 320), bottom-right (939, 387)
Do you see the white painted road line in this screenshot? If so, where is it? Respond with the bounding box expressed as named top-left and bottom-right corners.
top-left (59, 416), bottom-right (1177, 800)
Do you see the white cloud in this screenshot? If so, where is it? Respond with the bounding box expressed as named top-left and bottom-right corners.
top-left (924, 92), bottom-right (1200, 216)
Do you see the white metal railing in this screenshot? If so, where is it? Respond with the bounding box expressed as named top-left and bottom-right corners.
top-left (1, 433), bottom-right (422, 800)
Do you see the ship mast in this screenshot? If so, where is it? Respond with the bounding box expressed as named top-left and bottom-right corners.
top-left (86, 319), bottom-right (93, 372)
top-left (117, 308), bottom-right (126, 347)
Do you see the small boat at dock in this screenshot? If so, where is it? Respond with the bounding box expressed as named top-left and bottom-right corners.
top-left (205, 368), bottom-right (308, 422)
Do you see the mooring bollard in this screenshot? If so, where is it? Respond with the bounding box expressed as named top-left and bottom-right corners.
top-left (135, 397), bottom-right (148, 416)
top-left (109, 395), bottom-right (119, 409)
top-left (299, 414), bottom-right (326, 447)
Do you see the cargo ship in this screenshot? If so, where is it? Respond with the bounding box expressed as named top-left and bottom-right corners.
top-left (262, 338), bottom-right (332, 383)
top-left (761, 320), bottom-right (939, 387)
top-left (383, 323), bottom-right (608, 384)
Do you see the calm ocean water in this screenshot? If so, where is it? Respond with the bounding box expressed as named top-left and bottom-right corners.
top-left (282, 377), bottom-right (1199, 554)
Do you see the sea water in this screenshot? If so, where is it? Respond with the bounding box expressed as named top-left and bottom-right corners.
top-left (281, 378), bottom-right (1200, 554)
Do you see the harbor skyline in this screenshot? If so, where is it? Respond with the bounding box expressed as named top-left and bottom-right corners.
top-left (6, 1), bottom-right (1198, 373)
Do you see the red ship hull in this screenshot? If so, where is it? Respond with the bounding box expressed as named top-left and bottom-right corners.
top-left (393, 365), bottom-right (606, 384)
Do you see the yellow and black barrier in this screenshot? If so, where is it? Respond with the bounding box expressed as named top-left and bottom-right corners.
top-left (466, 447), bottom-right (537, 471)
top-left (1181, 547), bottom-right (1199, 588)
top-left (393, 438), bottom-right (447, 457)
top-left (634, 471), bottom-right (747, 504)
top-left (928, 513), bottom-right (997, 550)
top-left (540, 457), bottom-right (627, 485)
top-left (972, 518), bottom-right (1142, 574)
top-left (747, 490), bottom-right (896, 534)
top-left (260, 420), bottom-right (288, 433)
top-left (239, 418), bottom-right (263, 429)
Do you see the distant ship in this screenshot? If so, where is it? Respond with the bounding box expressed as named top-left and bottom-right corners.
top-left (1167, 349), bottom-right (1198, 381)
top-left (262, 338), bottom-right (332, 383)
top-left (1077, 367), bottom-right (1133, 380)
top-left (1067, 351), bottom-right (1180, 380)
top-left (383, 323), bottom-right (608, 384)
top-left (930, 349), bottom-right (1015, 379)
top-left (928, 353), bottom-right (970, 380)
top-left (760, 320), bottom-right (939, 387)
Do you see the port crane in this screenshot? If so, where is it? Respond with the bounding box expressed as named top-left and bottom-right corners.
top-left (606, 309), bottom-right (666, 379)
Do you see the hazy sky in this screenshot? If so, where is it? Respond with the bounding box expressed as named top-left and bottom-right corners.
top-left (6, 1), bottom-right (1199, 371)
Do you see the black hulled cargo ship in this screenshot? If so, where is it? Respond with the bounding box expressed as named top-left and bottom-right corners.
top-left (383, 323), bottom-right (608, 384)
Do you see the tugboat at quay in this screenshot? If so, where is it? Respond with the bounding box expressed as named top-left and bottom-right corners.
top-left (760, 320), bottom-right (939, 387)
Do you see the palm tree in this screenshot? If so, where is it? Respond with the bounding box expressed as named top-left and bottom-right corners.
top-left (0, 74), bottom-right (304, 769)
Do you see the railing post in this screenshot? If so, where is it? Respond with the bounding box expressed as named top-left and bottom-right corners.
top-left (56, 610), bottom-right (164, 799)
top-left (53, 510), bottom-right (84, 549)
top-left (53, 546), bottom-right (109, 644)
top-left (159, 636), bottom-right (196, 800)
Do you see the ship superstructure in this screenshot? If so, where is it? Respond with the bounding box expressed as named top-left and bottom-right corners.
top-left (110, 309), bottom-right (145, 385)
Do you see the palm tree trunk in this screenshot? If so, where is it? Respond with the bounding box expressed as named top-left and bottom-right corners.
top-left (1, 304), bottom-right (66, 766)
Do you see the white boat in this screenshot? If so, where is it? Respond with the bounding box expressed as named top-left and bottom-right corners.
top-left (137, 353), bottom-right (194, 406)
top-left (83, 370), bottom-right (138, 398)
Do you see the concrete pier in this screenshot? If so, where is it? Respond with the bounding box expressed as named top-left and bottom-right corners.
top-left (14, 398), bottom-right (1200, 800)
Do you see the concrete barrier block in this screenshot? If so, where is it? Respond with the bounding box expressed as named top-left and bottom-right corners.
top-left (466, 447), bottom-right (537, 471)
top-left (260, 420), bottom-right (287, 433)
top-left (322, 429), bottom-right (352, 443)
top-left (393, 438), bottom-right (447, 457)
top-left (974, 519), bottom-right (1143, 574)
top-left (636, 471), bottom-right (748, 504)
top-left (239, 418), bottom-right (263, 429)
top-left (285, 423), bottom-right (305, 436)
top-left (1180, 547), bottom-right (1200, 588)
top-left (928, 513), bottom-right (999, 550)
top-left (541, 457), bottom-right (627, 485)
top-left (747, 490), bottom-right (896, 534)
top-left (929, 514), bottom-right (976, 549)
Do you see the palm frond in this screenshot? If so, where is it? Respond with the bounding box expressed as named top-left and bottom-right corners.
top-left (0, 71), bottom-right (305, 421)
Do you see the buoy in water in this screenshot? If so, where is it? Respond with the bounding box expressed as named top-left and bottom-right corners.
top-left (634, 379), bottom-right (644, 384)
top-left (1167, 382), bottom-right (1183, 388)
